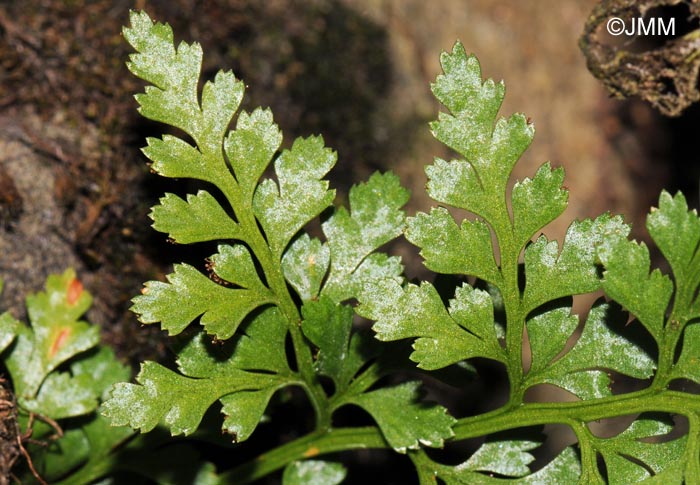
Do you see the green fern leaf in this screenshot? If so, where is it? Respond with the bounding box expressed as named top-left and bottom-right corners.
top-left (527, 301), bottom-right (655, 399)
top-left (358, 280), bottom-right (505, 369)
top-left (522, 214), bottom-right (629, 313)
top-left (253, 136), bottom-right (336, 258)
top-left (150, 191), bottom-right (240, 243)
top-left (406, 207), bottom-right (501, 285)
top-left (599, 238), bottom-right (672, 341)
top-left (347, 381), bottom-right (455, 452)
top-left (321, 171), bottom-right (408, 302)
top-left (131, 262), bottom-right (273, 339)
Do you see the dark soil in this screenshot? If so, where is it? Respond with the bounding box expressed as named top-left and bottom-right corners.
top-left (0, 378), bottom-right (18, 485)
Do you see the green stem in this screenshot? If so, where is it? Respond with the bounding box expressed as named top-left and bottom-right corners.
top-left (657, 255), bottom-right (700, 388)
top-left (685, 413), bottom-right (700, 484)
top-left (496, 226), bottom-right (525, 403)
top-left (220, 178), bottom-right (330, 430)
top-left (409, 450), bottom-right (439, 485)
top-left (228, 387), bottom-right (700, 483)
top-left (571, 421), bottom-right (605, 483)
top-left (245, 214), bottom-right (331, 429)
top-left (221, 427), bottom-right (388, 484)
top-left (453, 389), bottom-right (700, 439)
top-left (482, 184), bottom-right (526, 404)
top-left (656, 320), bottom-right (683, 390)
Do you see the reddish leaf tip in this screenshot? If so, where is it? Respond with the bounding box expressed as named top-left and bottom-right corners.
top-left (67, 278), bottom-right (84, 306)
